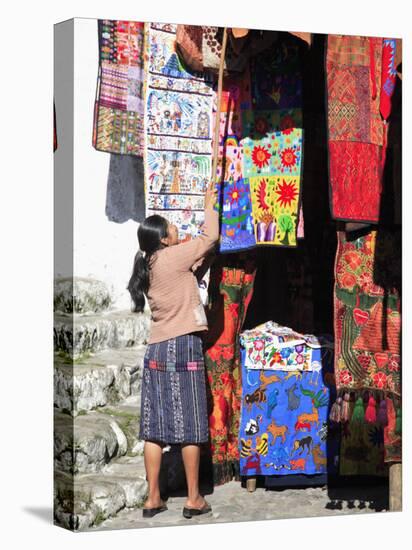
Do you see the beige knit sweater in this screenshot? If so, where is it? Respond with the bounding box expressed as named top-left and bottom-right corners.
top-left (146, 206), bottom-right (220, 344)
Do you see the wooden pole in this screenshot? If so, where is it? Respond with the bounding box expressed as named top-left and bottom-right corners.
top-left (389, 463), bottom-right (402, 511)
top-left (211, 27), bottom-right (228, 186)
top-left (246, 477), bottom-right (257, 493)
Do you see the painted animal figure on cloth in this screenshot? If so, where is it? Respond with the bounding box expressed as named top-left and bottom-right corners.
top-left (309, 360), bottom-right (322, 385)
top-left (300, 386), bottom-right (328, 409)
top-left (266, 388), bottom-right (279, 418)
top-left (283, 370), bottom-right (303, 382)
top-left (289, 457), bottom-right (306, 470)
top-left (255, 433), bottom-right (269, 456)
top-left (294, 420), bottom-right (311, 432)
top-left (285, 383), bottom-right (301, 411)
top-left (267, 419), bottom-right (288, 445)
top-left (240, 438), bottom-right (253, 458)
top-left (245, 414), bottom-right (263, 435)
top-left (245, 452), bottom-right (261, 474)
top-left (297, 406), bottom-right (319, 428)
top-left (244, 387), bottom-right (267, 412)
top-left (292, 435), bottom-right (313, 456)
top-left (312, 444), bottom-right (327, 471)
top-left (259, 370), bottom-right (282, 390)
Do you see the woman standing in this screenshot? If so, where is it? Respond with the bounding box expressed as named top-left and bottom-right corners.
top-left (127, 184), bottom-right (219, 519)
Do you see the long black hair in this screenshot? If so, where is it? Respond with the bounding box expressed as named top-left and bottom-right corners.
top-left (127, 215), bottom-right (169, 313)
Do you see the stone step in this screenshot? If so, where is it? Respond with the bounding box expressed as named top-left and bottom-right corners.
top-left (54, 310), bottom-right (150, 358)
top-left (54, 346), bottom-right (146, 415)
top-left (54, 410), bottom-right (129, 475)
top-left (54, 277), bottom-right (112, 315)
top-left (54, 455), bottom-right (147, 531)
top-left (95, 395), bottom-right (143, 457)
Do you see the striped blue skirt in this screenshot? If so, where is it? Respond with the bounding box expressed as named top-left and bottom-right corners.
top-left (138, 333), bottom-right (209, 444)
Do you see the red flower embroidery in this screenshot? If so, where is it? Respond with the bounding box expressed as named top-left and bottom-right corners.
top-left (275, 179), bottom-right (298, 207)
top-left (220, 372), bottom-right (231, 386)
top-left (280, 147), bottom-right (297, 168)
top-left (251, 145), bottom-right (271, 168)
top-left (222, 346), bottom-right (235, 360)
top-left (270, 352), bottom-right (282, 365)
top-left (207, 346), bottom-right (222, 362)
top-left (339, 272), bottom-right (357, 290)
top-left (388, 355), bottom-right (400, 372)
top-left (228, 303), bottom-right (239, 318)
top-left (343, 251), bottom-right (362, 271)
top-left (228, 186), bottom-right (240, 204)
top-left (253, 339), bottom-right (265, 351)
top-left (373, 371), bottom-right (387, 389)
top-left (339, 370), bottom-right (353, 386)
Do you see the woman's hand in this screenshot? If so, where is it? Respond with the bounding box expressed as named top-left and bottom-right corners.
top-left (204, 183), bottom-right (218, 209)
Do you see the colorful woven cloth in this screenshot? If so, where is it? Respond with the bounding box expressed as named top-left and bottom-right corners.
top-left (144, 23), bottom-right (214, 242)
top-left (139, 333), bottom-right (209, 444)
top-left (326, 35), bottom-right (387, 223)
top-left (239, 344), bottom-right (340, 477)
top-left (380, 39), bottom-right (398, 122)
top-left (203, 256), bottom-right (257, 484)
top-left (331, 229), bottom-right (401, 463)
top-left (214, 71), bottom-right (257, 252)
top-left (243, 37), bottom-right (303, 247)
top-left (333, 230), bottom-right (401, 397)
top-left (213, 35), bottom-right (304, 251)
top-left (93, 20), bottom-right (145, 156)
top-left (240, 321), bottom-right (333, 372)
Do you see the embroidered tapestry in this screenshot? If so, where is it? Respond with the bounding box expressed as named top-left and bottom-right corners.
top-left (144, 23), bottom-right (214, 242)
top-left (326, 35), bottom-right (389, 223)
top-left (239, 344), bottom-right (340, 477)
top-left (331, 229), bottom-right (401, 462)
top-left (333, 230), bottom-right (401, 397)
top-left (213, 71), bottom-right (257, 253)
top-left (243, 37), bottom-right (304, 247)
top-left (93, 20), bottom-right (145, 156)
top-left (213, 35), bottom-right (304, 251)
top-left (203, 256), bottom-right (257, 485)
top-left (240, 321), bottom-right (334, 372)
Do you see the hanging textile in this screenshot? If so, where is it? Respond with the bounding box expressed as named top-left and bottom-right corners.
top-left (93, 20), bottom-right (145, 156)
top-left (242, 35), bottom-right (304, 247)
top-left (326, 35), bottom-right (393, 223)
top-left (380, 39), bottom-right (398, 122)
top-left (330, 229), bottom-right (401, 463)
top-left (144, 23), bottom-right (214, 241)
top-left (214, 71), bottom-right (257, 252)
top-left (238, 342), bottom-right (340, 477)
top-left (240, 321), bottom-right (333, 371)
top-left (105, 153), bottom-right (146, 223)
top-left (203, 255), bottom-right (257, 484)
top-left (212, 33), bottom-right (304, 251)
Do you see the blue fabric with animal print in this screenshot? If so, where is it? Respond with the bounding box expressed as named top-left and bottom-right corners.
top-left (239, 342), bottom-right (340, 477)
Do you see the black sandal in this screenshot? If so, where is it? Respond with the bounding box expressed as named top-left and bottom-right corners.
top-left (142, 504), bottom-right (168, 518)
top-left (182, 502), bottom-right (212, 519)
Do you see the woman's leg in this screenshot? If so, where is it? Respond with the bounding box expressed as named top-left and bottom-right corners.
top-left (143, 440), bottom-right (165, 508)
top-left (181, 444), bottom-right (208, 508)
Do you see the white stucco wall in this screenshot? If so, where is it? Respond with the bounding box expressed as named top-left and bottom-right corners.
top-left (72, 17), bottom-right (139, 310)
